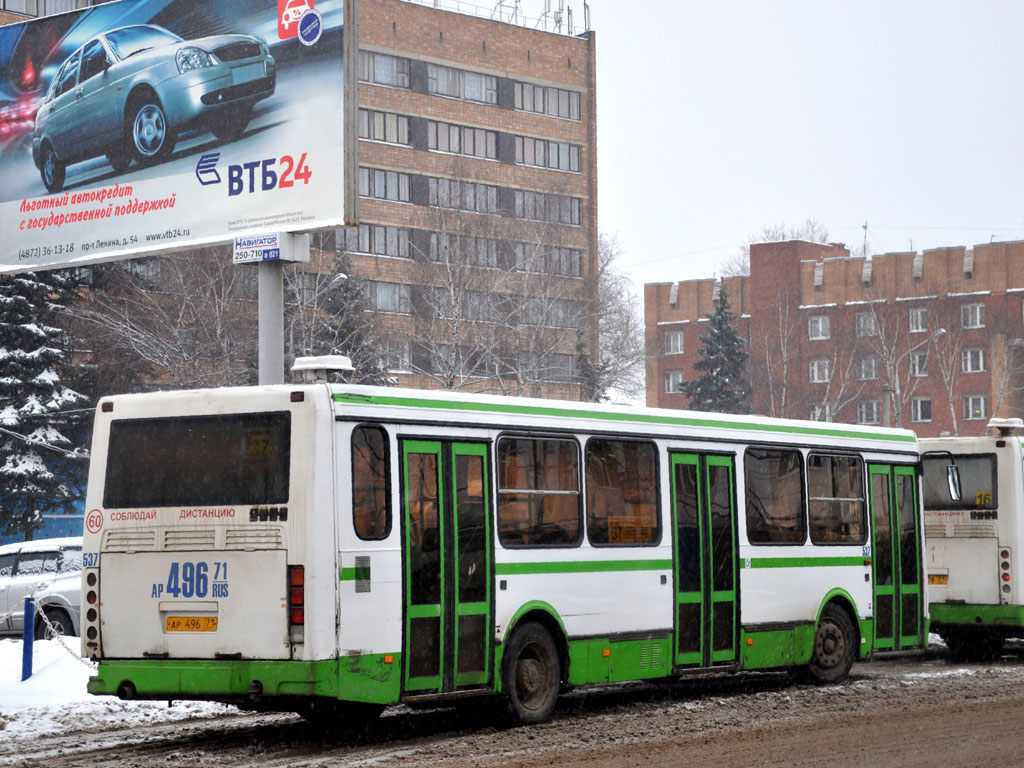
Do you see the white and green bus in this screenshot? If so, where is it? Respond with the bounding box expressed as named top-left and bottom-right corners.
top-left (923, 419), bottom-right (1024, 660)
top-left (81, 358), bottom-right (927, 724)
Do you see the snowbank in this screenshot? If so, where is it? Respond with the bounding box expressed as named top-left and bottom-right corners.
top-left (0, 637), bottom-right (232, 740)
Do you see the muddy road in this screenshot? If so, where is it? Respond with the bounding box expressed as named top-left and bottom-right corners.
top-left (6, 649), bottom-right (1024, 768)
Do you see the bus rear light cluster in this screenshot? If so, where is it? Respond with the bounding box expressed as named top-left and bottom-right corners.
top-left (83, 569), bottom-right (101, 657)
top-left (1000, 548), bottom-right (1012, 598)
top-left (288, 565), bottom-right (305, 626)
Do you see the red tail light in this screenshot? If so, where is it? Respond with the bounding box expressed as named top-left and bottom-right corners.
top-left (288, 565), bottom-right (304, 626)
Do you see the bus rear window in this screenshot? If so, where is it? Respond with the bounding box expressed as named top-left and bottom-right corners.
top-left (103, 412), bottom-right (291, 508)
top-left (922, 454), bottom-right (997, 510)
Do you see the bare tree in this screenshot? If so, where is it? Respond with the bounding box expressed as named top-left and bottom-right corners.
top-left (69, 247), bottom-right (258, 391)
top-left (588, 232), bottom-right (645, 402)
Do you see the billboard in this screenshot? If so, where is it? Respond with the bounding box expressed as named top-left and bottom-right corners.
top-left (0, 0), bottom-right (356, 274)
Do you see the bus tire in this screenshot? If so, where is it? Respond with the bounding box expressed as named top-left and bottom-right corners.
top-left (943, 629), bottom-right (1002, 662)
top-left (803, 603), bottom-right (856, 684)
top-left (502, 622), bottom-right (561, 724)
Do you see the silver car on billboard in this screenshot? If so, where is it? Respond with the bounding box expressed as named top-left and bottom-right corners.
top-left (31, 24), bottom-right (276, 193)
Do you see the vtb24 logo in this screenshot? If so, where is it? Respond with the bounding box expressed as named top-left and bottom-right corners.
top-left (195, 152), bottom-right (312, 195)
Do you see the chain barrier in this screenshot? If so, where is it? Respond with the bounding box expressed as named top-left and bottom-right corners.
top-left (27, 593), bottom-right (98, 671)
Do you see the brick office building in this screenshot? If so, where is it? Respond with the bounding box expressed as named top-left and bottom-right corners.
top-left (645, 240), bottom-right (1024, 437)
top-left (346, 0), bottom-right (599, 397)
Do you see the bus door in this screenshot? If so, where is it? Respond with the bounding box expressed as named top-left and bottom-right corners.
top-left (401, 440), bottom-right (492, 694)
top-left (669, 452), bottom-right (738, 668)
top-left (868, 464), bottom-right (923, 651)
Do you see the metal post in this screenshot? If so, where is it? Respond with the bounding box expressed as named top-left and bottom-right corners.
top-left (22, 597), bottom-right (34, 681)
top-left (258, 259), bottom-right (284, 385)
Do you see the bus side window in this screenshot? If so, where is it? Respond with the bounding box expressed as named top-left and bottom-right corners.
top-left (497, 436), bottom-right (581, 547)
top-left (744, 448), bottom-right (806, 544)
top-left (352, 425), bottom-right (391, 540)
top-left (807, 454), bottom-right (866, 545)
top-left (585, 439), bottom-right (660, 546)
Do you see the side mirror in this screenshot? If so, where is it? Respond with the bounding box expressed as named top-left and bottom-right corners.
top-left (947, 465), bottom-right (962, 502)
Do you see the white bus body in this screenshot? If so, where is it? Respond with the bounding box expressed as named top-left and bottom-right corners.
top-left (922, 419), bottom-right (1024, 659)
top-left (82, 381), bottom-right (926, 723)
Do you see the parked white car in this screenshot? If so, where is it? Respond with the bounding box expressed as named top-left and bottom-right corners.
top-left (0, 537), bottom-right (82, 639)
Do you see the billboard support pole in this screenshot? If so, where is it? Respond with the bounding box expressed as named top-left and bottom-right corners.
top-left (258, 259), bottom-right (285, 385)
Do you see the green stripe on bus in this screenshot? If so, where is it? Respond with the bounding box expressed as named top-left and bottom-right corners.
top-left (339, 567), bottom-right (371, 581)
top-left (496, 559), bottom-right (672, 576)
top-left (748, 557), bottom-right (868, 569)
top-left (333, 393), bottom-right (916, 443)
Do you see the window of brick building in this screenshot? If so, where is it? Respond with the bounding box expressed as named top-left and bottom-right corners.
top-left (961, 303), bottom-right (985, 329)
top-left (909, 351), bottom-right (928, 378)
top-left (665, 331), bottom-right (684, 355)
top-left (855, 311), bottom-right (878, 337)
top-left (664, 371), bottom-right (684, 394)
top-left (856, 400), bottom-right (880, 425)
top-left (809, 359), bottom-right (830, 383)
top-left (808, 315), bottom-right (830, 340)
top-left (909, 307), bottom-right (928, 333)
top-left (963, 395), bottom-right (987, 420)
top-left (911, 397), bottom-right (932, 423)
top-left (962, 348), bottom-right (985, 373)
top-left (358, 52), bottom-right (410, 88)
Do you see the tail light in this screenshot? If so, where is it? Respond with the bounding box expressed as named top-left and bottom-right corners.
top-left (83, 568), bottom-right (101, 658)
top-left (288, 565), bottom-right (304, 626)
top-left (1000, 548), bottom-right (1012, 600)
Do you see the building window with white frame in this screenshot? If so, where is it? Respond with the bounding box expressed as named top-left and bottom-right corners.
top-left (808, 315), bottom-right (830, 340)
top-left (427, 64), bottom-right (497, 104)
top-left (909, 350), bottom-right (928, 378)
top-left (365, 281), bottom-right (411, 314)
top-left (358, 51), bottom-right (410, 88)
top-left (514, 136), bottom-right (581, 173)
top-left (855, 311), bottom-right (878, 337)
top-left (513, 82), bottom-right (581, 120)
top-left (963, 394), bottom-right (987, 420)
top-left (856, 400), bottom-right (880, 425)
top-left (665, 331), bottom-right (684, 355)
top-left (962, 348), bottom-right (985, 373)
top-left (909, 307), bottom-right (928, 333)
top-left (855, 355), bottom-right (878, 381)
top-left (428, 120), bottom-right (497, 159)
top-left (809, 359), bottom-right (830, 383)
top-left (358, 109), bottom-right (409, 145)
top-left (664, 370), bottom-right (685, 394)
top-left (810, 403), bottom-right (833, 422)
top-left (358, 167), bottom-right (410, 202)
top-left (911, 397), bottom-right (932, 423)
top-left (961, 303), bottom-right (985, 329)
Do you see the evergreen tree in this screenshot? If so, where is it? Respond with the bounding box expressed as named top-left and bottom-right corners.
top-left (681, 285), bottom-right (751, 414)
top-left (0, 271), bottom-right (86, 540)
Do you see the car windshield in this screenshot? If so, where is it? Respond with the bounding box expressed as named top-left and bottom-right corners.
top-left (105, 25), bottom-right (182, 61)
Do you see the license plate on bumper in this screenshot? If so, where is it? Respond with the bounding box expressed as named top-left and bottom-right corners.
top-left (166, 616), bottom-right (219, 632)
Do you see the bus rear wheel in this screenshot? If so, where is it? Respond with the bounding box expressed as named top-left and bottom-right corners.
top-left (502, 622), bottom-right (561, 724)
top-left (803, 603), bottom-right (855, 684)
top-left (943, 629), bottom-right (1003, 662)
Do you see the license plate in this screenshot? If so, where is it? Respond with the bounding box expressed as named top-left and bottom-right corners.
top-left (166, 616), bottom-right (218, 632)
top-left (928, 574), bottom-right (948, 586)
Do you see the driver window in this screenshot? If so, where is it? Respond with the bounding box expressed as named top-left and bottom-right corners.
top-left (80, 41), bottom-right (109, 82)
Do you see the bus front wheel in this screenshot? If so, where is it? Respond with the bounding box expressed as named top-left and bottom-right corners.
top-left (502, 622), bottom-right (561, 724)
top-left (803, 603), bottom-right (856, 684)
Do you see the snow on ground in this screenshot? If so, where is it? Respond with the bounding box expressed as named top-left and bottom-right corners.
top-left (0, 637), bottom-right (233, 740)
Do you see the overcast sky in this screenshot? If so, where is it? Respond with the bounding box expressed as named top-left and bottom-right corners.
top-left (540, 0), bottom-right (1024, 287)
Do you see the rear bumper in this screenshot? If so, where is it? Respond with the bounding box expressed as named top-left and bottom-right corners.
top-left (88, 654), bottom-right (401, 705)
top-left (930, 603), bottom-right (1024, 630)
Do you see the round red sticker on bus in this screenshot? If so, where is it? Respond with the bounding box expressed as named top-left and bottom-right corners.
top-left (86, 509), bottom-right (104, 534)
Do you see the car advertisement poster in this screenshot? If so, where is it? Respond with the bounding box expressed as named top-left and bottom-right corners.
top-left (0, 0), bottom-right (355, 274)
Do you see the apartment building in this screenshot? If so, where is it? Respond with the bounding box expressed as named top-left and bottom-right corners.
top-left (646, 240), bottom-right (1024, 437)
top-left (348, 0), bottom-right (598, 397)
